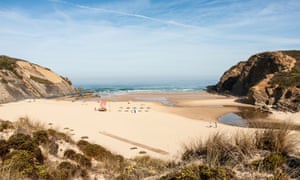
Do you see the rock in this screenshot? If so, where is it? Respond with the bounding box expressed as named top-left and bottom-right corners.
top-left (214, 50), bottom-right (300, 112)
top-left (0, 55), bottom-right (76, 103)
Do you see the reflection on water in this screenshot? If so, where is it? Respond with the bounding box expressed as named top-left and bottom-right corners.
top-left (219, 113), bottom-right (249, 127)
top-left (236, 107), bottom-right (269, 120)
top-left (219, 107), bottom-right (269, 128)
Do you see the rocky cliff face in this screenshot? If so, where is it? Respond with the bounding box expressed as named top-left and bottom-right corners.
top-left (213, 51), bottom-right (300, 112)
top-left (0, 55), bottom-right (76, 103)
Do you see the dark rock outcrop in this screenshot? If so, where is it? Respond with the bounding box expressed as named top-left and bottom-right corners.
top-left (212, 51), bottom-right (300, 112)
top-left (0, 55), bottom-right (76, 103)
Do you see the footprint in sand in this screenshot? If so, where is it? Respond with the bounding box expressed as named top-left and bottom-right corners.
top-left (130, 147), bottom-right (138, 150)
top-left (139, 151), bottom-right (147, 154)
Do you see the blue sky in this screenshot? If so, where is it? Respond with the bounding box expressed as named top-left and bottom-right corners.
top-left (0, 0), bottom-right (299, 84)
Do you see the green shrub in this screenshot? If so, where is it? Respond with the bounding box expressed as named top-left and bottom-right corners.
top-left (2, 150), bottom-right (37, 179)
top-left (54, 161), bottom-right (88, 179)
top-left (0, 56), bottom-right (17, 71)
top-left (262, 153), bottom-right (287, 172)
top-left (8, 133), bottom-right (32, 149)
top-left (8, 133), bottom-right (44, 163)
top-left (249, 153), bottom-right (287, 173)
top-left (77, 140), bottom-right (115, 161)
top-left (36, 165), bottom-right (52, 180)
top-left (48, 129), bottom-right (74, 143)
top-left (1, 78), bottom-right (8, 84)
top-left (64, 149), bottom-right (91, 168)
top-left (55, 161), bottom-right (78, 179)
top-left (0, 120), bottom-right (14, 132)
top-left (160, 165), bottom-right (235, 180)
top-left (133, 156), bottom-right (167, 172)
top-left (269, 170), bottom-right (291, 180)
top-left (0, 140), bottom-right (9, 159)
top-left (64, 149), bottom-right (76, 159)
top-left (73, 153), bottom-right (92, 168)
top-left (77, 140), bottom-right (125, 173)
top-left (249, 159), bottom-right (261, 171)
top-left (33, 130), bottom-right (49, 145)
top-left (198, 165), bottom-right (235, 180)
top-left (269, 51), bottom-right (300, 88)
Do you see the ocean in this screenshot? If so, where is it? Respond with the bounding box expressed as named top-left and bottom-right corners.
top-left (75, 79), bottom-right (217, 97)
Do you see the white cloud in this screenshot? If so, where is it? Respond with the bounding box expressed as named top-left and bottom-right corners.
top-left (0, 0), bottom-right (299, 84)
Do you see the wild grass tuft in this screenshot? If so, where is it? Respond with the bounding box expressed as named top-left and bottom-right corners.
top-left (14, 117), bottom-right (46, 134)
top-left (255, 122), bottom-right (297, 155)
top-left (182, 132), bottom-right (250, 167)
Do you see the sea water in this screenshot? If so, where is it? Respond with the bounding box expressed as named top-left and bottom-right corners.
top-left (75, 79), bottom-right (217, 97)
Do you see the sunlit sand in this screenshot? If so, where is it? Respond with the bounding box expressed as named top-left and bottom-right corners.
top-left (1, 92), bottom-right (298, 160)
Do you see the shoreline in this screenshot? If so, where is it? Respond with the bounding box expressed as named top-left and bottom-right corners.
top-left (0, 91), bottom-right (299, 160)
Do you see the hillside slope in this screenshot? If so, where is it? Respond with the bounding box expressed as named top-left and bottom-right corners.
top-left (0, 55), bottom-right (76, 103)
top-left (212, 50), bottom-right (300, 112)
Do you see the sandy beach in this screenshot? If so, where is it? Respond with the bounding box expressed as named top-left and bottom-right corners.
top-left (0, 92), bottom-right (298, 160)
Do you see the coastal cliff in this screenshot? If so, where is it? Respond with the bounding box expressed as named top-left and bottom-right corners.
top-left (0, 55), bottom-right (76, 103)
top-left (212, 50), bottom-right (300, 112)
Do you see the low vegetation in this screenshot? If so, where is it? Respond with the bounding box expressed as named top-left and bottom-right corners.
top-left (30, 75), bottom-right (52, 85)
top-left (0, 56), bottom-right (23, 79)
top-left (0, 56), bottom-right (17, 71)
top-left (0, 117), bottom-right (299, 179)
top-left (161, 164), bottom-right (236, 180)
top-left (270, 50), bottom-right (300, 88)
top-left (0, 120), bottom-right (14, 132)
top-left (1, 78), bottom-right (8, 84)
top-left (179, 123), bottom-right (299, 179)
top-left (64, 149), bottom-right (92, 168)
top-left (61, 76), bottom-right (72, 85)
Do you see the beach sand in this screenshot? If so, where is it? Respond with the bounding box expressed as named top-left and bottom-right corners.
top-left (0, 92), bottom-right (297, 160)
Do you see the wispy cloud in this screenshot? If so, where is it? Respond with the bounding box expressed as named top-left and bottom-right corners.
top-left (49, 0), bottom-right (202, 29)
top-left (0, 0), bottom-right (299, 83)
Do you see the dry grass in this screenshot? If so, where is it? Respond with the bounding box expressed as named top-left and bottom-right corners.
top-left (182, 132), bottom-right (251, 167)
top-left (255, 122), bottom-right (298, 155)
top-left (14, 117), bottom-right (46, 134)
top-left (180, 121), bottom-right (300, 179)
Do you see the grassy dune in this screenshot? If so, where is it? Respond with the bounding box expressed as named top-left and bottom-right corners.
top-left (0, 118), bottom-right (299, 179)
